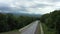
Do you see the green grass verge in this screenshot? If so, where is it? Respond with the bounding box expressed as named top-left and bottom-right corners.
top-left (42, 23), bottom-right (56, 34)
top-left (0, 29), bottom-right (21, 34)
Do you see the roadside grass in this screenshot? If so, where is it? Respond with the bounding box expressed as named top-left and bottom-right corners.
top-left (42, 23), bottom-right (56, 34)
top-left (0, 29), bottom-right (21, 34)
top-left (35, 22), bottom-right (41, 34)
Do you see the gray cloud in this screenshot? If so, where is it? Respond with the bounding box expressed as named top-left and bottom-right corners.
top-left (30, 4), bottom-right (53, 8)
top-left (0, 0), bottom-right (60, 14)
top-left (51, 0), bottom-right (60, 2)
top-left (0, 3), bottom-right (11, 11)
top-left (0, 3), bottom-right (27, 13)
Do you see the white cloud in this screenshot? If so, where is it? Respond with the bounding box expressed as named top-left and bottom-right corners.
top-left (0, 0), bottom-right (13, 4)
top-left (0, 0), bottom-right (60, 14)
top-left (55, 2), bottom-right (60, 7)
top-left (10, 4), bottom-right (16, 8)
top-left (25, 6), bottom-right (55, 14)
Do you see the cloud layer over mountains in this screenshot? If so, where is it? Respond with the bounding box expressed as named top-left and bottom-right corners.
top-left (0, 0), bottom-right (60, 14)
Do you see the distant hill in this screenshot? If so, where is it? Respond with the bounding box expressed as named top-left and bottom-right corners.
top-left (0, 12), bottom-right (42, 18)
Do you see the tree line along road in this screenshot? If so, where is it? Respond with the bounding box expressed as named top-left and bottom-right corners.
top-left (0, 20), bottom-right (44, 34)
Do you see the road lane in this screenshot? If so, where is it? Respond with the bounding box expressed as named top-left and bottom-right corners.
top-left (34, 21), bottom-right (41, 34)
top-left (19, 21), bottom-right (39, 34)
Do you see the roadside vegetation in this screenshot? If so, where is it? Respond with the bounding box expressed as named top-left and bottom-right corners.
top-left (0, 10), bottom-right (60, 34)
top-left (0, 29), bottom-right (20, 34)
top-left (42, 23), bottom-right (56, 34)
top-left (40, 10), bottom-right (60, 34)
top-left (0, 13), bottom-right (37, 33)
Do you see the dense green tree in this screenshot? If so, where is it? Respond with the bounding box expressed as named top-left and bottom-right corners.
top-left (40, 10), bottom-right (60, 34)
top-left (0, 13), bottom-right (37, 33)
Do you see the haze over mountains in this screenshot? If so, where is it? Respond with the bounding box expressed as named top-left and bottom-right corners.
top-left (0, 11), bottom-right (41, 17)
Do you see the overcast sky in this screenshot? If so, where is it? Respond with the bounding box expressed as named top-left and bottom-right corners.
top-left (0, 0), bottom-right (60, 14)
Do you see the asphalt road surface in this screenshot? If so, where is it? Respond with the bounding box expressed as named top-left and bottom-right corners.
top-left (19, 21), bottom-right (40, 34)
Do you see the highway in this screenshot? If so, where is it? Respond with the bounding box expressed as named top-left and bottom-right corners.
top-left (19, 20), bottom-right (44, 34)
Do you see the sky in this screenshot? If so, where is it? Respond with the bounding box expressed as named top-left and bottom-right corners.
top-left (0, 0), bottom-right (60, 14)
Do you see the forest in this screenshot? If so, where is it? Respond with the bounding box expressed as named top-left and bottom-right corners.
top-left (0, 13), bottom-right (38, 33)
top-left (40, 10), bottom-right (60, 34)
